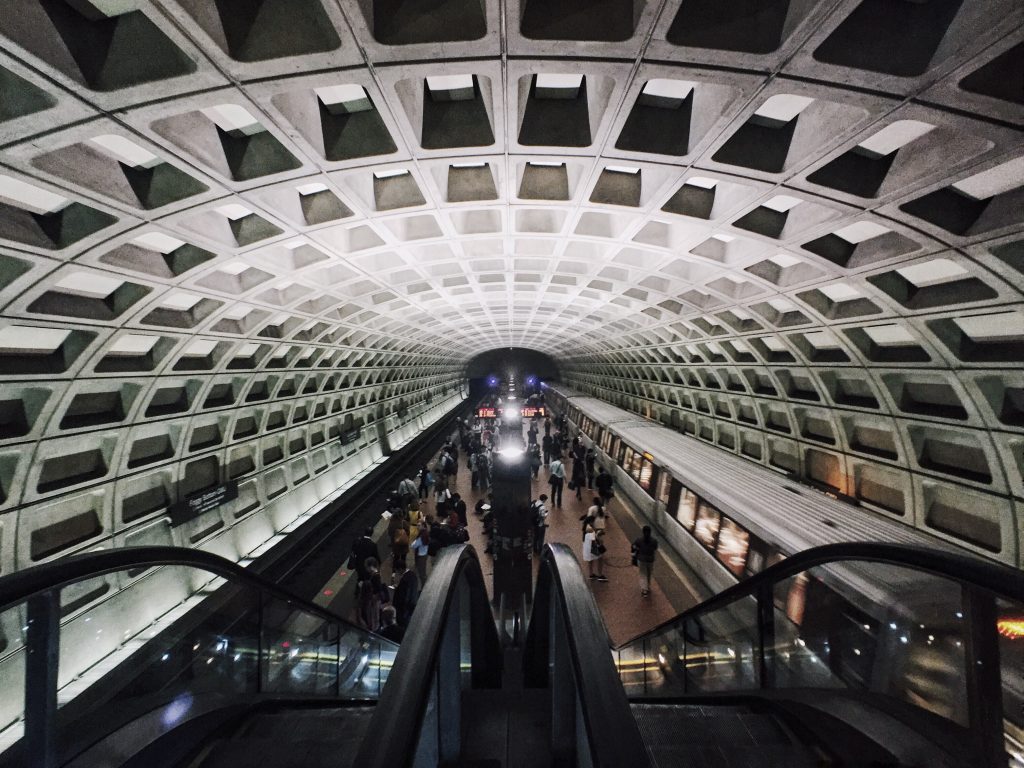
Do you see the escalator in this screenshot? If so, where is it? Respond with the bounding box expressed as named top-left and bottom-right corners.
top-left (2, 540), bottom-right (1023, 766)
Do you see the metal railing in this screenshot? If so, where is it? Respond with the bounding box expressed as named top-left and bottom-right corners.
top-left (0, 546), bottom-right (398, 768)
top-left (613, 542), bottom-right (1024, 768)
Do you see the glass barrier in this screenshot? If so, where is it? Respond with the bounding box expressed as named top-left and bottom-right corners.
top-left (615, 553), bottom-right (1020, 761)
top-left (0, 560), bottom-right (398, 765)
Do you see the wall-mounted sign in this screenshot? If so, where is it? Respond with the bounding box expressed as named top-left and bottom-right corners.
top-left (169, 481), bottom-right (238, 526)
top-left (341, 427), bottom-right (362, 445)
top-left (521, 406), bottom-right (545, 418)
top-left (476, 407), bottom-right (497, 418)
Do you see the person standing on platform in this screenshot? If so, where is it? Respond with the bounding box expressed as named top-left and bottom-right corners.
top-left (548, 454), bottom-right (566, 508)
top-left (348, 527), bottom-right (380, 583)
top-left (570, 457), bottom-right (587, 501)
top-left (527, 422), bottom-right (538, 448)
top-left (585, 448), bottom-right (596, 489)
top-left (595, 466), bottom-right (614, 505)
top-left (392, 558), bottom-right (419, 628)
top-left (541, 433), bottom-right (553, 466)
top-left (397, 475), bottom-right (417, 505)
top-left (532, 495), bottom-right (549, 554)
top-left (451, 492), bottom-right (468, 527)
top-left (378, 605), bottom-right (404, 643)
top-left (529, 443), bottom-right (542, 479)
top-left (582, 522), bottom-right (607, 582)
top-left (632, 526), bottom-right (659, 597)
top-left (417, 464), bottom-right (433, 500)
top-left (543, 416), bottom-right (552, 437)
top-left (412, 524), bottom-right (430, 585)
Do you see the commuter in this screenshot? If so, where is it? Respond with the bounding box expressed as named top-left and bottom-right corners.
top-left (582, 523), bottom-right (607, 582)
top-left (418, 464), bottom-right (433, 500)
top-left (543, 416), bottom-right (552, 436)
top-left (580, 497), bottom-right (602, 539)
top-left (348, 526), bottom-right (380, 582)
top-left (446, 442), bottom-right (460, 477)
top-left (584, 449), bottom-right (596, 489)
top-left (475, 492), bottom-right (493, 516)
top-left (434, 471), bottom-right (450, 505)
top-left (477, 451), bottom-right (491, 492)
top-left (527, 423), bottom-right (538, 446)
top-left (397, 476), bottom-right (418, 505)
top-left (632, 526), bottom-right (659, 597)
top-left (378, 605), bottom-right (405, 643)
top-left (389, 510), bottom-right (410, 569)
top-left (572, 440), bottom-right (586, 464)
top-left (595, 467), bottom-right (614, 504)
top-left (358, 558), bottom-right (388, 630)
top-left (529, 443), bottom-right (542, 479)
top-left (570, 458), bottom-right (586, 501)
top-left (392, 559), bottom-right (420, 628)
top-left (412, 524), bottom-right (430, 584)
top-left (407, 497), bottom-right (422, 542)
top-left (548, 455), bottom-right (566, 508)
top-left (542, 433), bottom-right (553, 465)
top-left (470, 451), bottom-right (480, 490)
top-left (532, 495), bottom-right (549, 554)
top-left (451, 492), bottom-right (468, 527)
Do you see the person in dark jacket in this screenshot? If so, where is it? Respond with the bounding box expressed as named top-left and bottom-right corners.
top-left (451, 492), bottom-right (468, 527)
top-left (378, 605), bottom-right (405, 643)
top-left (392, 559), bottom-right (420, 628)
top-left (632, 526), bottom-right (659, 597)
top-left (570, 459), bottom-right (587, 501)
top-left (584, 449), bottom-right (596, 489)
top-left (350, 527), bottom-right (380, 582)
top-left (541, 433), bottom-right (554, 465)
top-left (595, 467), bottom-right (614, 504)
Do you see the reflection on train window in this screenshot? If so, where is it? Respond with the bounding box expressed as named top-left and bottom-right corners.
top-left (638, 454), bottom-right (656, 493)
top-left (622, 446), bottom-right (635, 475)
top-left (674, 487), bottom-right (699, 530)
top-left (656, 470), bottom-right (671, 505)
top-left (694, 502), bottom-right (721, 551)
top-left (716, 516), bottom-right (750, 577)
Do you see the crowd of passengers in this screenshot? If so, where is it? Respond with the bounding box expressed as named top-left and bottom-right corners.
top-left (347, 398), bottom-right (660, 641)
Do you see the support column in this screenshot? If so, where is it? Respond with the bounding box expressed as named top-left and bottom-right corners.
top-left (25, 590), bottom-right (60, 768)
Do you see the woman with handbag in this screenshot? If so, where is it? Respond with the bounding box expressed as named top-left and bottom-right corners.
top-left (582, 522), bottom-right (608, 582)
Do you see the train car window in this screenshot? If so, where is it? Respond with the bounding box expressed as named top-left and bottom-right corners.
top-left (674, 486), bottom-right (699, 530)
top-left (656, 470), bottom-right (672, 505)
top-left (595, 426), bottom-right (605, 447)
top-left (622, 446), bottom-right (635, 473)
top-left (638, 454), bottom-right (656, 493)
top-left (694, 502), bottom-right (721, 551)
top-left (745, 539), bottom-right (767, 577)
top-left (629, 450), bottom-right (644, 482)
top-left (716, 516), bottom-right (751, 578)
top-left (615, 440), bottom-right (626, 465)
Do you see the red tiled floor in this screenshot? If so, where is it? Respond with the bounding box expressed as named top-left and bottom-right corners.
top-left (423, 448), bottom-right (681, 647)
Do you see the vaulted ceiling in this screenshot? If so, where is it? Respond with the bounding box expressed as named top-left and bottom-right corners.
top-left (0, 0), bottom-right (1022, 571)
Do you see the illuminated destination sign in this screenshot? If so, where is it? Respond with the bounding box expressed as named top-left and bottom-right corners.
top-left (521, 406), bottom-right (546, 418)
top-left (476, 407), bottom-right (497, 418)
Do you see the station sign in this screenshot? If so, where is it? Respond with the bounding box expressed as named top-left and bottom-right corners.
top-left (169, 481), bottom-right (239, 526)
top-left (521, 406), bottom-right (546, 418)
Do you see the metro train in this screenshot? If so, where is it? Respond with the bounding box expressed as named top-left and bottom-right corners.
top-left (543, 384), bottom-right (1024, 741)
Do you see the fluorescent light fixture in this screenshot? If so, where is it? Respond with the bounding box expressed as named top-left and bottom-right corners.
top-left (90, 135), bottom-right (160, 168)
top-left (161, 292), bottom-right (202, 311)
top-left (833, 221), bottom-right (890, 244)
top-left (132, 232), bottom-right (184, 253)
top-left (896, 258), bottom-right (968, 288)
top-left (754, 94), bottom-right (814, 122)
top-left (857, 120), bottom-right (934, 156)
top-left (0, 175), bottom-right (69, 214)
top-left (951, 156), bottom-right (1024, 200)
top-left (201, 104), bottom-right (262, 134)
top-left (216, 203), bottom-right (253, 220)
top-left (54, 271), bottom-right (123, 299)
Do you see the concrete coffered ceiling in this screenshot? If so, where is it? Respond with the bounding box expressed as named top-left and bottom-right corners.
top-left (0, 0), bottom-right (1023, 575)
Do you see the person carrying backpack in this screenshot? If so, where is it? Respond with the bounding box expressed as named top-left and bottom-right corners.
top-left (595, 466), bottom-right (614, 504)
top-left (548, 456), bottom-right (566, 508)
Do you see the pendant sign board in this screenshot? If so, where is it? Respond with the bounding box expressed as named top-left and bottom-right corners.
top-left (169, 481), bottom-right (238, 526)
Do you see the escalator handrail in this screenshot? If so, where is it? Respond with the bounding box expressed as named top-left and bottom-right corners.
top-left (615, 540), bottom-right (1024, 649)
top-left (526, 543), bottom-right (653, 768)
top-left (0, 544), bottom-right (393, 643)
top-left (351, 543), bottom-right (502, 768)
